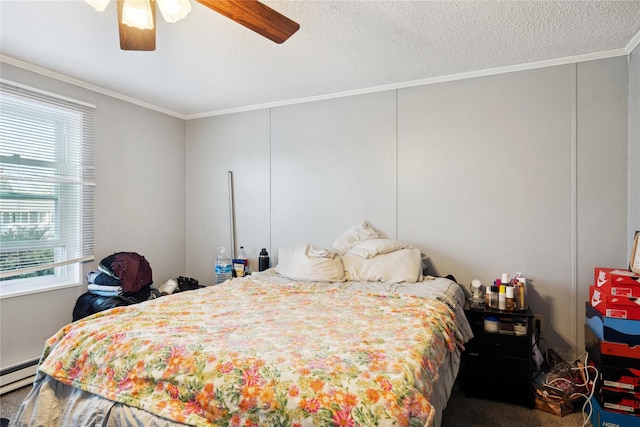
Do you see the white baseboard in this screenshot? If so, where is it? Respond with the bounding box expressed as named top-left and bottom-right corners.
top-left (0, 375), bottom-right (35, 395)
top-left (0, 360), bottom-right (38, 395)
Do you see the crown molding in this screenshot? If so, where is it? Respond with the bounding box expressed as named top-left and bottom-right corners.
top-left (189, 47), bottom-right (631, 119)
top-left (0, 55), bottom-right (186, 120)
top-left (3, 28), bottom-right (638, 122)
top-left (626, 29), bottom-right (640, 53)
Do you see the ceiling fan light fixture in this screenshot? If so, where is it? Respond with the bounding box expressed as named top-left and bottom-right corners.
top-left (85, 0), bottom-right (112, 12)
top-left (157, 0), bottom-right (191, 23)
top-left (121, 0), bottom-right (155, 30)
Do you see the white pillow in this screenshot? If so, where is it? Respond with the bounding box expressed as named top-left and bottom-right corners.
top-left (276, 244), bottom-right (345, 282)
top-left (347, 238), bottom-right (409, 259)
top-left (332, 221), bottom-right (382, 255)
top-left (342, 247), bottom-right (423, 283)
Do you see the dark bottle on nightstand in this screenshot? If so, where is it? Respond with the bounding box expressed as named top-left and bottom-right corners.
top-left (258, 248), bottom-right (270, 272)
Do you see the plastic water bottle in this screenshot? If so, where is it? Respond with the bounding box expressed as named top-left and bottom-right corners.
top-left (237, 246), bottom-right (248, 266)
top-left (215, 247), bottom-right (232, 284)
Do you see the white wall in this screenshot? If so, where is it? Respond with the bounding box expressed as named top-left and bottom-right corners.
top-left (1, 50), bottom-right (635, 378)
top-left (398, 65), bottom-right (577, 353)
top-left (575, 58), bottom-right (629, 353)
top-left (0, 63), bottom-right (187, 376)
top-left (271, 92), bottom-right (398, 252)
top-left (630, 44), bottom-right (640, 255)
top-left (186, 57), bottom-right (631, 358)
top-left (185, 110), bottom-right (271, 279)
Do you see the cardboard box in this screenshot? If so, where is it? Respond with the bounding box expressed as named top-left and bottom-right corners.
top-left (606, 295), bottom-right (640, 321)
top-left (594, 267), bottom-right (640, 298)
top-left (591, 396), bottom-right (640, 426)
top-left (591, 286), bottom-right (640, 320)
top-left (602, 367), bottom-right (640, 394)
top-left (588, 360), bottom-right (640, 393)
top-left (631, 231), bottom-right (640, 275)
top-left (597, 386), bottom-right (640, 416)
top-left (586, 302), bottom-right (640, 345)
top-left (584, 325), bottom-right (640, 393)
top-left (585, 324), bottom-right (640, 370)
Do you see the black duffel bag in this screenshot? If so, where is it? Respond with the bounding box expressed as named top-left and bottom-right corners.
top-left (72, 285), bottom-right (150, 321)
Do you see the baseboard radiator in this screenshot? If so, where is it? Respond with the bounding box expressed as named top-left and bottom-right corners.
top-left (0, 358), bottom-right (39, 394)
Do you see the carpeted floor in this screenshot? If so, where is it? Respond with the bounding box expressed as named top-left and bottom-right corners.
top-left (1, 384), bottom-right (593, 426)
top-left (442, 388), bottom-right (593, 427)
top-left (1, 385), bottom-right (29, 422)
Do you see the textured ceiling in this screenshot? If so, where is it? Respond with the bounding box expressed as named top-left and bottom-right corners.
top-left (1, 0), bottom-right (639, 118)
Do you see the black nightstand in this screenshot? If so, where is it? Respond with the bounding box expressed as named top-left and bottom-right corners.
top-left (460, 301), bottom-right (536, 408)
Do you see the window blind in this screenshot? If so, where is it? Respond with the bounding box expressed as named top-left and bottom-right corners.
top-left (0, 80), bottom-right (95, 284)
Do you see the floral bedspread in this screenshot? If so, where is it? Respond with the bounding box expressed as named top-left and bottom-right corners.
top-left (39, 277), bottom-right (465, 427)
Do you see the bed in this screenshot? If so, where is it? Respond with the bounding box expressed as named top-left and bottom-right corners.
top-left (12, 227), bottom-right (473, 427)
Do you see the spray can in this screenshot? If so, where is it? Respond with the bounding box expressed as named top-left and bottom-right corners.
top-left (490, 283), bottom-right (499, 309)
top-left (516, 272), bottom-right (527, 310)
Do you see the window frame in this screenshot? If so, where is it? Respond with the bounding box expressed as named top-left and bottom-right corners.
top-left (0, 80), bottom-right (95, 299)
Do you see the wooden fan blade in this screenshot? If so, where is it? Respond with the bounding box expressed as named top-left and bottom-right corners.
top-left (196, 0), bottom-right (299, 44)
top-left (117, 0), bottom-right (156, 51)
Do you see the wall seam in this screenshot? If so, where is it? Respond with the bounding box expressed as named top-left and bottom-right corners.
top-left (269, 108), bottom-right (272, 254)
top-left (627, 52), bottom-right (639, 260)
top-left (571, 63), bottom-right (579, 358)
top-left (184, 120), bottom-right (189, 274)
top-left (628, 54), bottom-right (632, 258)
top-left (395, 89), bottom-right (399, 239)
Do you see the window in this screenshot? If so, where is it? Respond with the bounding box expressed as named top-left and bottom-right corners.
top-left (0, 80), bottom-right (95, 298)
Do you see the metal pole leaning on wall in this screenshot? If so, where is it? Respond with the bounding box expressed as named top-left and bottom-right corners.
top-left (228, 171), bottom-right (236, 259)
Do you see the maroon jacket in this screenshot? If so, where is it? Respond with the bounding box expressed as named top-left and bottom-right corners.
top-left (100, 252), bottom-right (152, 293)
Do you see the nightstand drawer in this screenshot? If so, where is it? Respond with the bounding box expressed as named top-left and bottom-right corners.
top-left (465, 333), bottom-right (530, 358)
top-left (462, 352), bottom-right (531, 382)
top-left (461, 371), bottom-right (534, 407)
top-left (462, 303), bottom-right (535, 408)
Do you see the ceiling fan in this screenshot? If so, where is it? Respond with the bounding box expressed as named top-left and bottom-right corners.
top-left (85, 0), bottom-right (300, 51)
